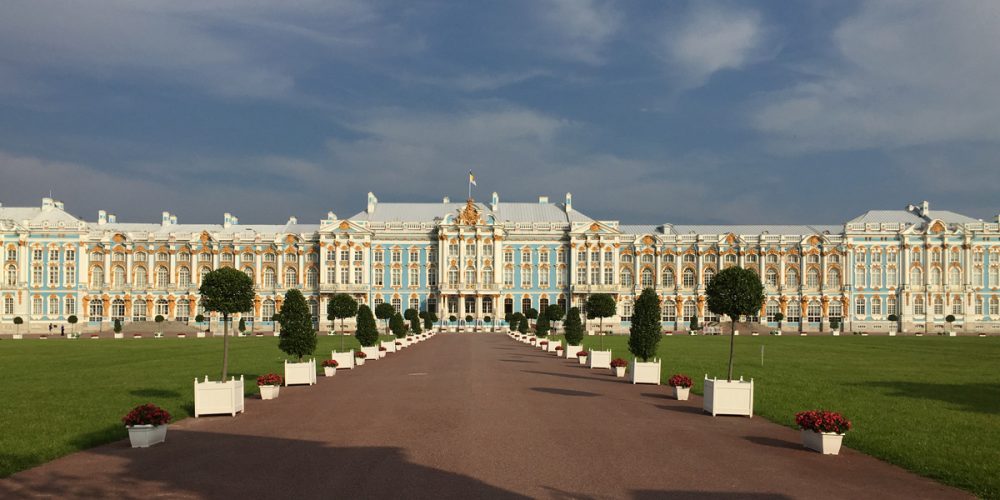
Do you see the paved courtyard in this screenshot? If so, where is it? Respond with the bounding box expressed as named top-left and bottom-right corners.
top-left (1, 334), bottom-right (970, 499)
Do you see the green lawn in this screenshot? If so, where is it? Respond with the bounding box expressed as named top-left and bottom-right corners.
top-left (548, 333), bottom-right (1000, 499)
top-left (0, 334), bottom-right (390, 478)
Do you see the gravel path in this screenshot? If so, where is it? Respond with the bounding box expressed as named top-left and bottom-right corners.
top-left (0, 333), bottom-right (970, 499)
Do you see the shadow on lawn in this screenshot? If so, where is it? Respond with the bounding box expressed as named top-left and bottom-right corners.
top-left (859, 381), bottom-right (1000, 414)
top-left (0, 431), bottom-right (531, 499)
top-left (129, 388), bottom-right (181, 398)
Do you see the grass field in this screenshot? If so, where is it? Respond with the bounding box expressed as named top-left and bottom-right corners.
top-left (549, 333), bottom-right (1000, 498)
top-left (2, 334), bottom-right (998, 497)
top-left (0, 334), bottom-right (389, 479)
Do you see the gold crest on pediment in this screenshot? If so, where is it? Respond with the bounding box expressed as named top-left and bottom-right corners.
top-left (457, 198), bottom-right (481, 226)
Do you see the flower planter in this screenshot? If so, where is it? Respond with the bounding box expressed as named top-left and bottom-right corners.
top-left (801, 430), bottom-right (845, 455)
top-left (613, 366), bottom-right (626, 378)
top-left (355, 356), bottom-right (366, 366)
top-left (545, 342), bottom-right (560, 353)
top-left (12, 333), bottom-right (22, 340)
top-left (196, 331), bottom-right (206, 338)
top-left (127, 424), bottom-right (168, 448)
top-left (673, 386), bottom-right (690, 401)
top-left (630, 359), bottom-right (661, 385)
top-left (382, 341), bottom-right (397, 353)
top-left (330, 351), bottom-right (356, 369)
top-left (259, 385), bottom-right (280, 400)
top-left (284, 359), bottom-right (317, 386)
top-left (113, 333), bottom-right (124, 339)
top-left (133, 334), bottom-right (142, 339)
top-left (323, 366), bottom-right (336, 377)
top-left (360, 346), bottom-right (380, 360)
top-left (91, 335), bottom-right (100, 340)
top-left (178, 333), bottom-right (186, 338)
top-left (703, 376), bottom-right (753, 417)
top-left (577, 355), bottom-right (588, 365)
top-left (587, 350), bottom-right (612, 369)
top-left (194, 376), bottom-right (245, 417)
top-left (564, 346), bottom-right (580, 359)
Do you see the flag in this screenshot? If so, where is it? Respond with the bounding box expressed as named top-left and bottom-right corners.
top-left (469, 170), bottom-right (477, 186)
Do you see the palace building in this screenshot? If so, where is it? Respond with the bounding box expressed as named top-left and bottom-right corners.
top-left (2, 194), bottom-right (999, 335)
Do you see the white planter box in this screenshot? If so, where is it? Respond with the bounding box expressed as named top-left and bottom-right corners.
top-left (259, 385), bottom-right (280, 400)
top-left (801, 429), bottom-right (845, 455)
top-left (360, 346), bottom-right (380, 360)
top-left (577, 355), bottom-right (588, 365)
top-left (197, 332), bottom-right (206, 338)
top-left (588, 350), bottom-right (612, 369)
top-left (831, 330), bottom-right (840, 336)
top-left (12, 333), bottom-right (22, 340)
top-left (613, 366), bottom-right (626, 378)
top-left (630, 359), bottom-right (661, 385)
top-left (703, 376), bottom-right (753, 417)
top-left (113, 333), bottom-right (124, 339)
top-left (330, 351), bottom-right (355, 369)
top-left (323, 366), bottom-right (336, 377)
top-left (673, 386), bottom-right (690, 401)
top-left (566, 346), bottom-right (583, 359)
top-left (948, 331), bottom-right (956, 337)
top-left (284, 359), bottom-right (317, 386)
top-left (127, 424), bottom-right (167, 448)
top-left (382, 341), bottom-right (397, 353)
top-left (545, 342), bottom-right (560, 353)
top-left (194, 376), bottom-right (245, 417)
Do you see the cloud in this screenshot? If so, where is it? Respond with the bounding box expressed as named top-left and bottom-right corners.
top-left (660, 4), bottom-right (771, 88)
top-left (532, 0), bottom-right (622, 65)
top-left (752, 0), bottom-right (1000, 152)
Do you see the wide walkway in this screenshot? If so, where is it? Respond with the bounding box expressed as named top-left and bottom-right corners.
top-left (1, 334), bottom-right (969, 499)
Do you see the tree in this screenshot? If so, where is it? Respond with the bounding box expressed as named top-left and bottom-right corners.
top-left (199, 267), bottom-right (255, 380)
top-left (375, 303), bottom-right (395, 335)
top-left (564, 307), bottom-right (584, 346)
top-left (585, 294), bottom-right (616, 334)
top-left (277, 289), bottom-right (317, 361)
top-left (628, 288), bottom-right (661, 362)
top-left (327, 294), bottom-right (358, 333)
top-left (774, 312), bottom-right (784, 331)
top-left (887, 314), bottom-right (898, 322)
top-left (449, 314), bottom-right (457, 324)
top-left (195, 314), bottom-right (205, 323)
top-left (517, 315), bottom-right (528, 334)
top-left (535, 313), bottom-right (550, 337)
top-left (546, 306), bottom-right (565, 332)
top-left (484, 315), bottom-right (493, 331)
top-left (155, 315), bottom-right (165, 323)
top-left (405, 309), bottom-right (422, 334)
top-left (13, 316), bottom-right (22, 334)
top-left (67, 315), bottom-right (78, 335)
top-left (390, 312), bottom-right (407, 338)
top-left (465, 314), bottom-right (474, 327)
top-left (690, 314), bottom-right (699, 331)
top-left (113, 319), bottom-right (122, 334)
top-left (706, 267), bottom-right (765, 382)
top-left (510, 312), bottom-right (524, 333)
top-left (354, 304), bottom-right (380, 347)
top-left (504, 313), bottom-right (512, 326)
top-left (525, 307), bottom-right (538, 328)
top-left (422, 311), bottom-right (436, 331)
top-left (238, 317), bottom-right (246, 335)
top-left (829, 317), bottom-right (840, 332)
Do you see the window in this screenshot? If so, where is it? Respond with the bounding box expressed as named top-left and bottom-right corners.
top-left (157, 252), bottom-right (169, 262)
top-left (887, 296), bottom-right (897, 316)
top-left (641, 254), bottom-right (654, 264)
top-left (505, 267), bottom-right (515, 286)
top-left (89, 299), bottom-right (104, 321)
top-left (5, 265), bottom-right (15, 286)
top-left (307, 268), bottom-right (318, 287)
top-left (765, 268), bottom-right (778, 287)
top-left (91, 267), bottom-right (104, 288)
top-left (887, 267), bottom-right (898, 288)
top-left (3, 297), bottom-right (13, 315)
top-left (391, 268), bottom-right (402, 287)
top-left (973, 266), bottom-right (983, 287)
top-left (913, 295), bottom-right (925, 315)
top-left (787, 303), bottom-right (800, 323)
top-left (483, 245), bottom-right (492, 258)
top-left (6, 248), bottom-right (16, 261)
top-left (577, 267), bottom-right (586, 285)
top-left (621, 301), bottom-right (633, 322)
top-left (704, 268), bottom-right (716, 285)
top-left (931, 250), bottom-right (941, 263)
top-left (641, 268), bottom-right (653, 287)
top-left (264, 253), bottom-right (276, 262)
top-left (664, 254), bottom-right (675, 263)
top-left (427, 267), bottom-right (437, 287)
top-left (374, 268), bottom-right (384, 287)
top-left (807, 302), bottom-right (821, 323)
top-left (263, 268), bottom-right (276, 287)
top-left (787, 254), bottom-right (798, 264)
top-left (373, 250), bottom-right (383, 263)
top-left (621, 254), bottom-right (633, 263)
top-left (521, 266), bottom-right (532, 288)
top-left (49, 295), bottom-right (59, 316)
top-left (930, 267), bottom-right (942, 286)
top-left (557, 249), bottom-right (566, 263)
top-left (522, 250), bottom-right (532, 263)
top-left (605, 251), bottom-right (614, 262)
top-left (244, 267), bottom-right (254, 283)
top-left (222, 253), bottom-right (234, 262)
top-left (156, 299), bottom-right (169, 317)
top-left (111, 299), bottom-right (125, 320)
top-left (32, 265), bottom-right (42, 285)
top-left (826, 268), bottom-right (840, 287)
top-left (991, 267), bottom-right (1000, 287)
top-left (466, 267), bottom-right (476, 285)
top-left (177, 252), bottom-right (189, 262)
top-left (285, 267), bottom-right (297, 287)
top-left (620, 268), bottom-right (633, 287)
top-left (766, 254), bottom-right (778, 264)
top-left (522, 298), bottom-right (532, 313)
top-left (112, 266), bottom-right (125, 288)
top-left (483, 267), bottom-right (493, 286)
top-left (556, 267), bottom-right (566, 287)
top-left (243, 253), bottom-right (254, 263)
top-left (785, 268), bottom-right (798, 288)
top-left (134, 267), bottom-right (147, 288)
top-left (855, 297), bottom-right (866, 316)
top-left (91, 251), bottom-right (103, 262)
top-left (156, 267), bottom-right (169, 288)
top-left (482, 296), bottom-right (493, 314)
top-left (870, 267), bottom-right (881, 289)
top-left (662, 268), bottom-right (675, 287)
top-left (49, 249), bottom-right (59, 261)
top-left (724, 254), bottom-right (738, 267)
top-left (263, 300), bottom-right (276, 321)
top-left (854, 267), bottom-right (865, 288)
top-left (682, 301), bottom-right (696, 323)
top-left (538, 268), bottom-right (549, 287)
top-left (682, 268), bottom-right (695, 288)
top-left (766, 302), bottom-right (780, 322)
top-left (705, 254), bottom-right (717, 264)
top-left (176, 299), bottom-right (190, 322)
top-left (911, 249), bottom-right (921, 263)
top-left (66, 265), bottom-right (76, 285)
top-left (991, 297), bottom-right (1000, 316)
top-left (392, 250), bottom-right (401, 263)
top-left (178, 267), bottom-right (191, 288)
top-left (410, 249), bottom-right (419, 262)
top-left (49, 266), bottom-right (59, 287)
top-left (663, 300), bottom-right (676, 322)
top-left (505, 251), bottom-right (514, 263)
top-left (952, 297), bottom-right (963, 315)
top-left (932, 296), bottom-right (944, 315)
top-left (410, 268), bottom-right (420, 287)
top-left (133, 299), bottom-right (147, 321)
top-left (466, 244), bottom-right (476, 257)
top-left (33, 249), bottom-right (43, 262)
top-left (65, 296), bottom-right (76, 316)
top-left (339, 267), bottom-right (349, 285)
top-left (829, 301), bottom-right (842, 322)
top-left (590, 251), bottom-right (599, 262)
top-left (949, 267), bottom-right (962, 286)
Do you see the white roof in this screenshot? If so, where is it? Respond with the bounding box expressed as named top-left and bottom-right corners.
top-left (350, 201), bottom-right (593, 224)
top-left (0, 206), bottom-right (82, 226)
top-left (671, 224), bottom-right (840, 236)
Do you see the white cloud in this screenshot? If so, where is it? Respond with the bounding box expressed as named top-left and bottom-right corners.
top-left (752, 0), bottom-right (1000, 152)
top-left (533, 0), bottom-right (622, 65)
top-left (660, 4), bottom-right (771, 88)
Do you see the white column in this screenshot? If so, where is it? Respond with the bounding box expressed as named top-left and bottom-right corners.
top-left (125, 250), bottom-right (132, 285)
top-left (103, 250), bottom-right (112, 286)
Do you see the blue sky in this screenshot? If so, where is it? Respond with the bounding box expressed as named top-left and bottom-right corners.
top-left (1, 0), bottom-right (998, 225)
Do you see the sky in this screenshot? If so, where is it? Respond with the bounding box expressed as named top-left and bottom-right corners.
top-left (0, 0), bottom-right (998, 226)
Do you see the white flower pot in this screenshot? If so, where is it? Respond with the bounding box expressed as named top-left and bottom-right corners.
top-left (284, 359), bottom-right (317, 386)
top-left (630, 359), bottom-right (661, 385)
top-left (355, 356), bottom-right (366, 366)
top-left (673, 386), bottom-right (690, 401)
top-left (378, 349), bottom-right (387, 358)
top-left (330, 351), bottom-right (355, 369)
top-left (196, 332), bottom-right (206, 338)
top-left (577, 356), bottom-right (588, 365)
top-left (703, 376), bottom-right (753, 417)
top-left (127, 424), bottom-right (167, 448)
top-left (113, 333), bottom-right (124, 339)
top-left (801, 429), bottom-right (845, 455)
top-left (259, 385), bottom-right (280, 400)
top-left (588, 350), bottom-right (612, 369)
top-left (383, 341), bottom-right (397, 353)
top-left (324, 366), bottom-right (336, 377)
top-left (12, 334), bottom-right (22, 340)
top-left (194, 376), bottom-right (245, 417)
top-left (613, 366), bottom-right (626, 378)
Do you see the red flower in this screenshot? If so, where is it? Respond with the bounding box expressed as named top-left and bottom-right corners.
top-left (610, 358), bottom-right (627, 368)
top-left (795, 410), bottom-right (852, 434)
top-left (256, 373), bottom-right (283, 387)
top-left (322, 359), bottom-right (339, 368)
top-left (668, 374), bottom-right (693, 388)
top-left (355, 351), bottom-right (367, 358)
top-left (555, 345), bottom-right (564, 350)
top-left (122, 403), bottom-right (171, 426)
top-left (577, 350), bottom-right (588, 357)
top-left (378, 346), bottom-right (387, 351)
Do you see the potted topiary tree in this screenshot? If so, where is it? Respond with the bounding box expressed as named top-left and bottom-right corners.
top-left (328, 293), bottom-right (358, 338)
top-left (448, 315), bottom-right (458, 332)
top-left (945, 314), bottom-right (956, 336)
top-left (404, 308), bottom-right (421, 339)
top-left (153, 315), bottom-right (165, 338)
top-left (465, 314), bottom-right (474, 332)
top-left (773, 312), bottom-right (784, 335)
top-left (628, 288), bottom-right (662, 384)
top-left (829, 318), bottom-right (841, 336)
top-left (586, 293), bottom-right (616, 348)
top-left (67, 315), bottom-right (78, 339)
top-left (887, 314), bottom-right (899, 336)
top-left (563, 307), bottom-right (584, 360)
top-left (374, 302), bottom-right (395, 335)
top-left (484, 315), bottom-right (493, 332)
top-left (689, 314), bottom-right (699, 334)
top-left (525, 307), bottom-right (538, 331)
top-left (194, 267), bottom-right (254, 417)
top-left (238, 317), bottom-right (247, 337)
top-left (517, 313), bottom-right (528, 337)
top-left (112, 318), bottom-right (122, 340)
top-left (503, 313), bottom-right (512, 332)
top-left (195, 314), bottom-right (206, 338)
top-left (346, 304), bottom-right (379, 367)
top-left (278, 288), bottom-right (318, 386)
top-left (546, 306), bottom-right (564, 334)
top-left (704, 267), bottom-right (764, 417)
top-left (13, 316), bottom-right (23, 339)
top-left (388, 312), bottom-right (406, 353)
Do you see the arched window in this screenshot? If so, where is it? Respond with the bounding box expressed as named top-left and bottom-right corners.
top-left (662, 268), bottom-right (675, 287)
top-left (133, 299), bottom-right (147, 321)
top-left (910, 267), bottom-right (922, 285)
top-left (682, 268), bottom-right (695, 288)
top-left (483, 267), bottom-right (494, 285)
top-left (263, 268), bottom-right (276, 287)
top-left (91, 266), bottom-right (104, 288)
top-left (156, 299), bottom-right (169, 317)
top-left (111, 298), bottom-right (125, 320)
top-left (200, 267), bottom-right (210, 284)
top-left (89, 299), bottom-right (104, 321)
top-left (65, 296), bottom-right (76, 316)
top-left (244, 267), bottom-right (254, 282)
top-left (262, 299), bottom-right (276, 321)
top-left (306, 267), bottom-right (318, 287)
top-left (176, 299), bottom-right (190, 321)
top-left (620, 268), bottom-right (633, 287)
top-left (156, 266), bottom-right (169, 288)
top-left (704, 267), bottom-right (715, 285)
top-left (49, 295), bottom-right (60, 317)
top-left (807, 268), bottom-right (820, 288)
top-left (785, 268), bottom-right (798, 288)
top-left (930, 267), bottom-right (942, 286)
top-left (641, 268), bottom-right (653, 287)
top-left (826, 268), bottom-right (840, 287)
top-left (134, 267), bottom-right (147, 288)
top-left (284, 267), bottom-right (297, 287)
top-left (913, 295), bottom-right (925, 315)
top-left (949, 267), bottom-right (961, 286)
top-left (178, 267), bottom-right (191, 288)
top-left (6, 265), bottom-right (17, 286)
top-left (765, 268), bottom-right (778, 287)
top-left (662, 300), bottom-right (676, 322)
